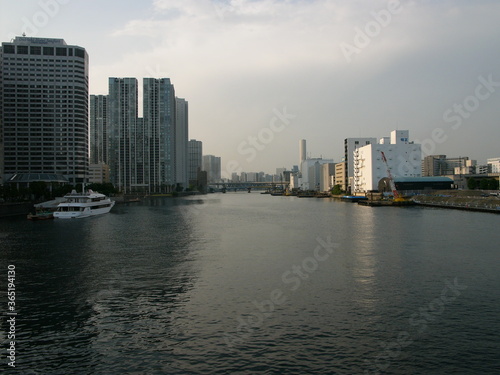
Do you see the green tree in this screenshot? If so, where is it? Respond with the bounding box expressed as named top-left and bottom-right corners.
top-left (4, 185), bottom-right (19, 201)
top-left (0, 185), bottom-right (29, 201)
top-left (18, 187), bottom-right (30, 201)
top-left (331, 184), bottom-right (343, 195)
top-left (487, 179), bottom-right (499, 190)
top-left (29, 181), bottom-right (48, 200)
top-left (479, 178), bottom-right (489, 190)
top-left (467, 178), bottom-right (477, 190)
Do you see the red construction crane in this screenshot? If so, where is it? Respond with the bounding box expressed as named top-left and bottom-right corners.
top-left (380, 151), bottom-right (402, 201)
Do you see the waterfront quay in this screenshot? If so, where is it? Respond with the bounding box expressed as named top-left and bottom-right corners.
top-left (264, 189), bottom-right (500, 214)
top-left (410, 191), bottom-right (500, 214)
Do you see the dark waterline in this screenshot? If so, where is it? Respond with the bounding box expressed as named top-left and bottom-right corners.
top-left (1, 193), bottom-right (499, 374)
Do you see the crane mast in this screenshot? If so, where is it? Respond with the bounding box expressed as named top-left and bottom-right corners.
top-left (380, 151), bottom-right (401, 200)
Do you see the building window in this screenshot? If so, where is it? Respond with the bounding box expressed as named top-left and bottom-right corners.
top-left (74, 48), bottom-right (85, 58)
top-left (3, 45), bottom-right (15, 53)
top-left (30, 46), bottom-right (41, 55)
top-left (17, 45), bottom-right (29, 54)
top-left (56, 47), bottom-right (67, 56)
top-left (43, 47), bottom-right (54, 55)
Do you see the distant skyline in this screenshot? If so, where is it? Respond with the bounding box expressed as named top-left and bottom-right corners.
top-left (2, 0), bottom-right (500, 174)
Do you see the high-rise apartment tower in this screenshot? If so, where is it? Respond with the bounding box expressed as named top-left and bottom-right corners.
top-left (90, 95), bottom-right (108, 164)
top-left (1, 36), bottom-right (89, 183)
top-left (175, 97), bottom-right (188, 189)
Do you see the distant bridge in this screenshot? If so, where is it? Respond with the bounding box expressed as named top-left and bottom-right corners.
top-left (207, 181), bottom-right (288, 191)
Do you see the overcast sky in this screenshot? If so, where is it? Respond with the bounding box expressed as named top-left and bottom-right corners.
top-left (1, 0), bottom-right (499, 174)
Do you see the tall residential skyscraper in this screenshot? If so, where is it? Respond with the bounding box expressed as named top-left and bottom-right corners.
top-left (0, 36), bottom-right (89, 184)
top-left (202, 155), bottom-right (221, 183)
top-left (92, 77), bottom-right (188, 193)
top-left (90, 95), bottom-right (108, 164)
top-left (108, 77), bottom-right (143, 193)
top-left (175, 97), bottom-right (188, 189)
top-left (188, 139), bottom-right (202, 186)
top-left (143, 78), bottom-right (176, 192)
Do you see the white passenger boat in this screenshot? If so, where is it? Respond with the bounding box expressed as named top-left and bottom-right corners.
top-left (53, 189), bottom-right (115, 219)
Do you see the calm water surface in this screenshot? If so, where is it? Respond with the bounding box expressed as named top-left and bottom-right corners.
top-left (0, 193), bottom-right (499, 374)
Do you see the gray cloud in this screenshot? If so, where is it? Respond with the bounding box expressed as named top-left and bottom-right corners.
top-left (2, 0), bottom-right (499, 171)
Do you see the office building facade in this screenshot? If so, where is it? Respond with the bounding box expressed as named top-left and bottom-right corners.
top-left (202, 155), bottom-right (221, 183)
top-left (344, 137), bottom-right (377, 193)
top-left (175, 97), bottom-right (188, 189)
top-left (320, 163), bottom-right (336, 192)
top-left (108, 77), bottom-right (145, 192)
top-left (422, 155), bottom-right (447, 176)
top-left (487, 157), bottom-right (500, 173)
top-left (95, 77), bottom-right (184, 193)
top-left (143, 78), bottom-right (176, 192)
top-left (188, 139), bottom-right (202, 186)
top-left (90, 94), bottom-right (108, 164)
top-left (299, 158), bottom-right (334, 190)
top-left (334, 162), bottom-right (347, 191)
top-left (88, 162), bottom-right (110, 184)
top-left (1, 36), bottom-right (89, 184)
top-left (422, 155), bottom-right (471, 176)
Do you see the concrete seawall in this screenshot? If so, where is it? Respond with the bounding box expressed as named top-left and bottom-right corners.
top-left (0, 202), bottom-right (33, 218)
top-left (411, 194), bottom-right (500, 214)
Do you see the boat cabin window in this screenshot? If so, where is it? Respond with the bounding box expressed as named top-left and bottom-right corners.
top-left (67, 198), bottom-right (85, 203)
top-left (58, 206), bottom-right (83, 212)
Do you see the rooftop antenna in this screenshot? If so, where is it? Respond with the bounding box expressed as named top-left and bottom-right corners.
top-left (22, 32), bottom-right (26, 37)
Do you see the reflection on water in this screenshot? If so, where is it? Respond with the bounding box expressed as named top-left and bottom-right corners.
top-left (350, 206), bottom-right (377, 309)
top-left (0, 194), bottom-right (499, 374)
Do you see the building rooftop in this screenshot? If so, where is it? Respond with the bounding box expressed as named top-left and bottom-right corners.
top-left (393, 177), bottom-right (454, 183)
top-left (11, 36), bottom-right (66, 45)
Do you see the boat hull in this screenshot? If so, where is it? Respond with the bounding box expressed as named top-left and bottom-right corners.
top-left (53, 202), bottom-right (115, 219)
top-left (27, 212), bottom-right (54, 220)
top-left (340, 196), bottom-right (368, 202)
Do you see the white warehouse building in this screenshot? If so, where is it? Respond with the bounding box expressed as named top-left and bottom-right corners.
top-left (354, 130), bottom-right (421, 193)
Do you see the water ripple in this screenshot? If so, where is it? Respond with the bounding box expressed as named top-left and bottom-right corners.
top-left (1, 195), bottom-right (498, 373)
